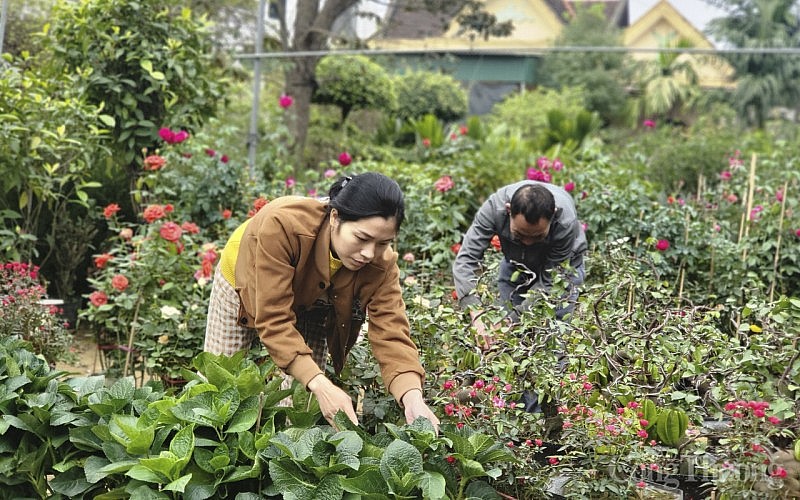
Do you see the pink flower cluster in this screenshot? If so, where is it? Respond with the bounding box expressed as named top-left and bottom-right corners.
top-left (439, 376), bottom-right (517, 429)
top-left (724, 400), bottom-right (779, 423)
top-left (158, 127), bottom-right (189, 145)
top-left (434, 175), bottom-right (454, 193)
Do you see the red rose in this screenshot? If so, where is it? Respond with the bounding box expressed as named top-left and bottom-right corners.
top-left (159, 222), bottom-right (183, 242)
top-left (142, 204), bottom-right (166, 223)
top-left (111, 274), bottom-right (129, 291)
top-left (143, 155), bottom-right (166, 171)
top-left (181, 221), bottom-right (200, 234)
top-left (89, 291), bottom-right (108, 307)
top-left (94, 253), bottom-right (112, 269)
top-left (103, 203), bottom-right (121, 219)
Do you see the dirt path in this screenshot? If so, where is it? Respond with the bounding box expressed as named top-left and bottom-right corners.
top-left (56, 328), bottom-right (102, 377)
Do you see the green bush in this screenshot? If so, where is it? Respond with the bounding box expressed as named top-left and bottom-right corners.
top-left (488, 86), bottom-right (588, 144)
top-left (313, 55), bottom-right (397, 123)
top-left (40, 0), bottom-right (225, 170)
top-left (393, 71), bottom-right (468, 123)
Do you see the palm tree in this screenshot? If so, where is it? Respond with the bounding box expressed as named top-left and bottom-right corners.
top-left (633, 37), bottom-right (700, 124)
top-left (706, 0), bottom-right (800, 128)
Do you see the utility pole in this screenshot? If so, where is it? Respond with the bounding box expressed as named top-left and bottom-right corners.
top-left (247, 0), bottom-right (266, 181)
top-left (0, 0), bottom-right (9, 55)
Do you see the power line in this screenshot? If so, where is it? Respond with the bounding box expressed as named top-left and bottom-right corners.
top-left (234, 45), bottom-right (800, 60)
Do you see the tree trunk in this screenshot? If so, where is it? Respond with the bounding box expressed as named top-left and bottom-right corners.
top-left (284, 0), bottom-right (358, 169)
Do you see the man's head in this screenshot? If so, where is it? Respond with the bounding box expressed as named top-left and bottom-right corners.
top-left (506, 184), bottom-right (555, 246)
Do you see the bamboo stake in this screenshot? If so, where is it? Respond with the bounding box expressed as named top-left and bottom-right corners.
top-left (741, 153), bottom-right (758, 261)
top-left (123, 296), bottom-right (143, 379)
top-left (769, 181), bottom-right (790, 301)
top-left (697, 172), bottom-right (704, 203)
top-left (678, 210), bottom-right (690, 301)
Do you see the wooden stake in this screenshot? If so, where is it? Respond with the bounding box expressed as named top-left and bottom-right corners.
top-left (741, 153), bottom-right (757, 261)
top-left (123, 296), bottom-right (143, 379)
top-left (769, 181), bottom-right (790, 301)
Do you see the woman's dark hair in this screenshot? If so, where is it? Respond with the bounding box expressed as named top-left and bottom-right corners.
top-left (328, 172), bottom-right (405, 229)
top-left (510, 184), bottom-right (555, 224)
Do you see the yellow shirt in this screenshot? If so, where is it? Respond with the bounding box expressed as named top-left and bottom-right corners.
top-left (221, 217), bottom-right (343, 285)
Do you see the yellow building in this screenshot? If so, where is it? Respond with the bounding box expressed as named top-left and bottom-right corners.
top-left (371, 0), bottom-right (732, 112)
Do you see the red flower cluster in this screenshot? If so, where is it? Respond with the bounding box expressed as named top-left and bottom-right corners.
top-left (195, 245), bottom-right (219, 282)
top-left (247, 197), bottom-right (269, 218)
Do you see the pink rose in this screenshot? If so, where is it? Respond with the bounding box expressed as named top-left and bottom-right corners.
top-left (111, 274), bottom-right (129, 292)
top-left (278, 94), bottom-right (293, 108)
top-left (159, 222), bottom-right (183, 242)
top-left (89, 291), bottom-right (108, 307)
top-left (434, 175), bottom-right (454, 192)
top-left (656, 239), bottom-right (670, 251)
top-left (338, 151), bottom-right (352, 166)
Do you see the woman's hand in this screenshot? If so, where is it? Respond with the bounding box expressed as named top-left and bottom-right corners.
top-left (307, 374), bottom-right (359, 428)
top-left (401, 389), bottom-right (440, 434)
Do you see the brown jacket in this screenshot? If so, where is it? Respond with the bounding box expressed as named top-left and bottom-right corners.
top-left (234, 196), bottom-right (424, 403)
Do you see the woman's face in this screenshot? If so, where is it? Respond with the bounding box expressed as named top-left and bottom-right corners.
top-left (330, 210), bottom-right (397, 271)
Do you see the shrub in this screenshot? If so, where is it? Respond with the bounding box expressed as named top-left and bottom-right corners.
top-left (393, 71), bottom-right (468, 123)
top-left (0, 262), bottom-right (75, 366)
top-left (488, 86), bottom-right (588, 144)
top-left (313, 55), bottom-right (397, 123)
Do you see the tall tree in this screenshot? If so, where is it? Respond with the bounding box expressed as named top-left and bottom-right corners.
top-left (538, 3), bottom-right (631, 126)
top-left (270, 0), bottom-right (512, 165)
top-left (707, 0), bottom-right (800, 128)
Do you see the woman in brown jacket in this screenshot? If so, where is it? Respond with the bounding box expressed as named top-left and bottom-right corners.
top-left (204, 172), bottom-right (439, 431)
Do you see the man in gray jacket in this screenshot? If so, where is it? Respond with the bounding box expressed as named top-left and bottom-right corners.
top-left (453, 180), bottom-right (587, 345)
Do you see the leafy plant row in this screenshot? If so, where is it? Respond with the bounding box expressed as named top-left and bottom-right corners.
top-left (0, 337), bottom-right (513, 499)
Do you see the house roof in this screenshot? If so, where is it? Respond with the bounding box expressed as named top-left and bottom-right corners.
top-left (380, 1), bottom-right (467, 40)
top-left (623, 0), bottom-right (712, 50)
top-left (542, 0), bottom-right (628, 28)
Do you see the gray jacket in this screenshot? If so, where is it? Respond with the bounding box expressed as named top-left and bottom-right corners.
top-left (453, 180), bottom-right (588, 307)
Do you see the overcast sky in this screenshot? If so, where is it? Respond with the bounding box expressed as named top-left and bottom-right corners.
top-left (629, 0), bottom-right (727, 31)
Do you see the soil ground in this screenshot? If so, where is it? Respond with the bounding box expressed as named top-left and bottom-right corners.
top-left (55, 328), bottom-right (104, 377)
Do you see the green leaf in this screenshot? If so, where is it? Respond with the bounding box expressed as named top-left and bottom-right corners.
top-left (227, 396), bottom-right (260, 433)
top-left (98, 114), bottom-right (116, 127)
top-left (465, 480), bottom-right (501, 499)
top-left (340, 466), bottom-right (390, 496)
top-left (460, 458), bottom-right (487, 481)
top-left (127, 464), bottom-right (165, 483)
top-left (170, 424), bottom-right (195, 460)
top-left (419, 470), bottom-right (446, 499)
top-left (380, 439), bottom-right (423, 491)
top-left (164, 473), bottom-right (192, 492)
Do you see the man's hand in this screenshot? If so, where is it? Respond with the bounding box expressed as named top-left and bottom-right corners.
top-left (401, 389), bottom-right (440, 434)
top-left (307, 374), bottom-right (358, 428)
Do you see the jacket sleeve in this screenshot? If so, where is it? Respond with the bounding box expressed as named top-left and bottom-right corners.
top-left (452, 196), bottom-right (497, 308)
top-left (246, 214), bottom-right (322, 387)
top-left (364, 258), bottom-right (425, 403)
